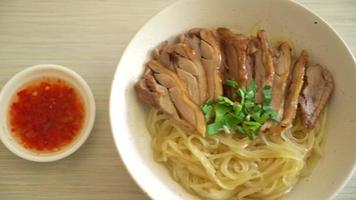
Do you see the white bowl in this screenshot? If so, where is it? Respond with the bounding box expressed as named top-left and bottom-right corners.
top-left (0, 64), bottom-right (96, 162)
top-left (109, 0), bottom-right (356, 199)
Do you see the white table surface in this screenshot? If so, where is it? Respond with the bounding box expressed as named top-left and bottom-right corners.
top-left (0, 0), bottom-right (355, 199)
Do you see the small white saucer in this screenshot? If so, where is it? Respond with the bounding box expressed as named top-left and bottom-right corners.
top-left (0, 64), bottom-right (96, 162)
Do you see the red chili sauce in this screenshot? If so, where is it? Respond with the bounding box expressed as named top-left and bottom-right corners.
top-left (9, 78), bottom-right (85, 152)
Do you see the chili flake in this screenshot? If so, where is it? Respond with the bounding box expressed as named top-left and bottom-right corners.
top-left (9, 78), bottom-right (85, 152)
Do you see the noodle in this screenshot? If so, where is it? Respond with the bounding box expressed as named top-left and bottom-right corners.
top-left (147, 108), bottom-right (327, 200)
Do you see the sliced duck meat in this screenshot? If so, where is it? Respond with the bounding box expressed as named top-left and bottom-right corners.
top-left (245, 40), bottom-right (256, 82)
top-left (135, 69), bottom-right (179, 119)
top-left (261, 42), bottom-right (292, 131)
top-left (253, 45), bottom-right (265, 103)
top-left (169, 86), bottom-right (206, 135)
top-left (174, 44), bottom-right (208, 104)
top-left (253, 30), bottom-right (275, 104)
top-left (299, 64), bottom-right (334, 128)
top-left (176, 68), bottom-right (199, 103)
top-left (154, 42), bottom-right (208, 105)
top-left (271, 43), bottom-right (293, 118)
top-left (219, 31), bottom-right (240, 99)
top-left (180, 28), bottom-right (223, 101)
top-left (217, 27), bottom-right (252, 99)
top-left (281, 50), bottom-right (309, 127)
top-left (257, 30), bottom-right (274, 86)
top-left (153, 41), bottom-right (176, 71)
top-left (146, 60), bottom-right (206, 136)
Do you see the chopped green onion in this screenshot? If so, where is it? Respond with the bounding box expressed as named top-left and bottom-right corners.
top-left (223, 125), bottom-right (231, 134)
top-left (237, 88), bottom-right (246, 102)
top-left (201, 81), bottom-right (279, 139)
top-left (233, 104), bottom-right (242, 115)
top-left (217, 96), bottom-right (235, 106)
top-left (251, 111), bottom-right (261, 121)
top-left (236, 126), bottom-right (244, 134)
top-left (257, 113), bottom-right (270, 124)
top-left (201, 100), bottom-right (214, 122)
top-left (207, 121), bottom-right (224, 135)
top-left (224, 80), bottom-right (238, 88)
top-left (263, 85), bottom-right (272, 106)
top-left (253, 104), bottom-right (262, 112)
top-left (245, 90), bottom-right (255, 101)
top-left (248, 82), bottom-right (257, 92)
top-left (244, 101), bottom-right (255, 110)
top-left (215, 104), bottom-right (230, 122)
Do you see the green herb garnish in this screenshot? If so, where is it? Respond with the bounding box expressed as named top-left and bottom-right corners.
top-left (224, 80), bottom-right (238, 88)
top-left (263, 85), bottom-right (272, 106)
top-left (201, 81), bottom-right (278, 139)
top-left (201, 99), bottom-right (213, 121)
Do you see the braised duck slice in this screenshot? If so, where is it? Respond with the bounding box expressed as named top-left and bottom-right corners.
top-left (154, 42), bottom-right (208, 105)
top-left (253, 44), bottom-right (265, 104)
top-left (246, 39), bottom-right (257, 81)
top-left (299, 64), bottom-right (334, 128)
top-left (271, 43), bottom-right (293, 119)
top-left (217, 28), bottom-right (249, 87)
top-left (180, 28), bottom-right (223, 101)
top-left (174, 44), bottom-right (208, 104)
top-left (261, 42), bottom-right (292, 131)
top-left (135, 69), bottom-right (179, 119)
top-left (219, 31), bottom-right (240, 99)
top-left (217, 27), bottom-right (251, 100)
top-left (176, 68), bottom-right (199, 103)
top-left (153, 41), bottom-right (176, 71)
top-left (281, 50), bottom-right (309, 127)
top-left (146, 60), bottom-right (206, 136)
top-left (258, 30), bottom-right (274, 86)
top-left (253, 30), bottom-right (275, 104)
top-left (168, 87), bottom-right (206, 135)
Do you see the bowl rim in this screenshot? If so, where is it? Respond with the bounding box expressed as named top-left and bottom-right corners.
top-left (109, 0), bottom-right (356, 199)
top-left (0, 64), bottom-right (96, 162)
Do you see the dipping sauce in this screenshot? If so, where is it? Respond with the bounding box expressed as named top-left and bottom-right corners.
top-left (8, 78), bottom-right (85, 152)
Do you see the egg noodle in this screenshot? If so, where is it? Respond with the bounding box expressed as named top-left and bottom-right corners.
top-left (147, 108), bottom-right (327, 200)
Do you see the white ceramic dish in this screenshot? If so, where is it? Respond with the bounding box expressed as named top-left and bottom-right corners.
top-left (109, 0), bottom-right (356, 199)
top-left (0, 64), bottom-right (96, 162)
